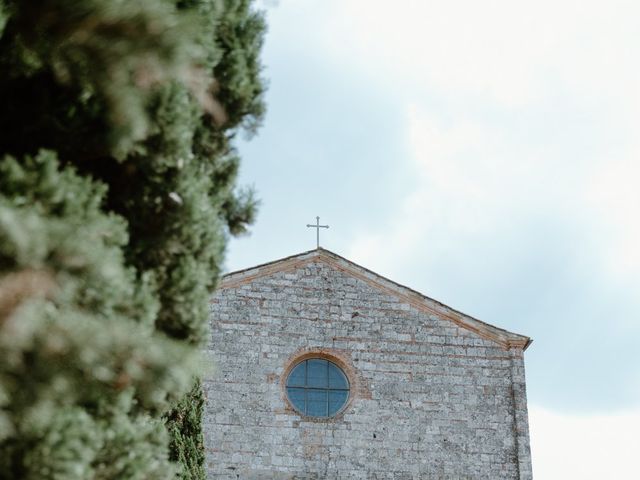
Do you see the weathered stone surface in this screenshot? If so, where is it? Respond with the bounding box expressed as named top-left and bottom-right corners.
top-left (204, 250), bottom-right (532, 479)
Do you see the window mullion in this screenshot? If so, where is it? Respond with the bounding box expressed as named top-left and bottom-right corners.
top-left (304, 360), bottom-right (308, 415)
top-left (325, 360), bottom-right (329, 416)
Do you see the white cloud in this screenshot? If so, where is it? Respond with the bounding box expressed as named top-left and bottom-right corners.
top-left (585, 152), bottom-right (640, 283)
top-left (314, 0), bottom-right (640, 108)
top-left (347, 103), bottom-right (595, 278)
top-left (529, 405), bottom-right (640, 480)
top-left (333, 0), bottom-right (640, 285)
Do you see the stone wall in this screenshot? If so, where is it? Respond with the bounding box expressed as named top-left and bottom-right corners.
top-left (204, 256), bottom-right (532, 479)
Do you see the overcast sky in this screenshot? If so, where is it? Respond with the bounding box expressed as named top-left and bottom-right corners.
top-left (225, 1), bottom-right (640, 477)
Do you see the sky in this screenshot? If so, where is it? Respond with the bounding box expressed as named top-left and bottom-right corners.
top-left (225, 1), bottom-right (640, 477)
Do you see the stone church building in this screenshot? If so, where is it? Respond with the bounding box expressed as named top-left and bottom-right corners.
top-left (204, 248), bottom-right (533, 479)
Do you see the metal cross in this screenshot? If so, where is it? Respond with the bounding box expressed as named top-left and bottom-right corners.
top-left (306, 216), bottom-right (329, 248)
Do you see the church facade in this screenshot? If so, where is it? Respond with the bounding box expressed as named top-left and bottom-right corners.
top-left (204, 249), bottom-right (533, 479)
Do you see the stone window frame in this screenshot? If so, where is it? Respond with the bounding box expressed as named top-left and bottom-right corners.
top-left (280, 348), bottom-right (362, 422)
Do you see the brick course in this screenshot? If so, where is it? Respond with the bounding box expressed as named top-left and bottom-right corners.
top-left (204, 250), bottom-right (532, 479)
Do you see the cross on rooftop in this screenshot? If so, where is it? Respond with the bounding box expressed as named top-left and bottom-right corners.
top-left (306, 216), bottom-right (329, 248)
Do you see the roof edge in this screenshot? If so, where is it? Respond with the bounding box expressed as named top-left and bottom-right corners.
top-left (220, 248), bottom-right (320, 285)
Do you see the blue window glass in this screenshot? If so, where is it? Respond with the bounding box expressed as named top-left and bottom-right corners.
top-left (307, 359), bottom-right (328, 388)
top-left (307, 389), bottom-right (328, 417)
top-left (285, 359), bottom-right (350, 418)
top-left (287, 363), bottom-right (306, 387)
top-left (328, 390), bottom-right (349, 416)
top-left (328, 363), bottom-right (348, 389)
top-left (287, 387), bottom-right (305, 407)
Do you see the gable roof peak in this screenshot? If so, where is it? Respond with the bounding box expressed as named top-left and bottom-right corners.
top-left (219, 248), bottom-right (531, 351)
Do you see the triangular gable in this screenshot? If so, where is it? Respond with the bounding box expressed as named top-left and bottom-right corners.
top-left (218, 248), bottom-right (532, 351)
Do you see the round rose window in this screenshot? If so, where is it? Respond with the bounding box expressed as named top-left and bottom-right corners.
top-left (285, 358), bottom-right (350, 417)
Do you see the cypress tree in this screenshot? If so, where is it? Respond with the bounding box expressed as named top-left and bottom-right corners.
top-left (0, 1), bottom-right (265, 478)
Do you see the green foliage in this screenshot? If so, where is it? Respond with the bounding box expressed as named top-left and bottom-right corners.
top-left (0, 152), bottom-right (198, 478)
top-left (0, 0), bottom-right (266, 478)
top-left (165, 379), bottom-right (206, 480)
top-left (0, 0), bottom-right (201, 157)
